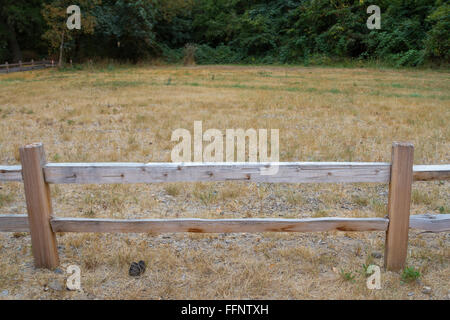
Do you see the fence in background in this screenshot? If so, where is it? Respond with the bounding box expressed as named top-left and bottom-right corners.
top-left (0, 142), bottom-right (449, 271)
top-left (0, 60), bottom-right (56, 74)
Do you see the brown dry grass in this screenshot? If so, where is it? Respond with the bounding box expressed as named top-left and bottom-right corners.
top-left (0, 65), bottom-right (449, 299)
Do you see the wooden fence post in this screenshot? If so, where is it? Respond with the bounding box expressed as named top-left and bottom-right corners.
top-left (5, 62), bottom-right (8, 73)
top-left (384, 142), bottom-right (414, 271)
top-left (19, 60), bottom-right (22, 71)
top-left (20, 143), bottom-right (59, 269)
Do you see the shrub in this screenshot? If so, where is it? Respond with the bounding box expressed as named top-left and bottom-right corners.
top-left (401, 266), bottom-right (421, 283)
top-left (424, 4), bottom-right (450, 63)
top-left (194, 44), bottom-right (243, 64)
top-left (395, 50), bottom-right (426, 67)
top-left (340, 269), bottom-right (356, 282)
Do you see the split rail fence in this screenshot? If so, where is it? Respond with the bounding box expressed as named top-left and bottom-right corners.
top-left (0, 142), bottom-right (449, 271)
top-left (0, 60), bottom-right (56, 74)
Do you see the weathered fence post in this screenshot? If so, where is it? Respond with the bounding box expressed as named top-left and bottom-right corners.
top-left (20, 143), bottom-right (59, 269)
top-left (31, 59), bottom-right (34, 69)
top-left (19, 60), bottom-right (22, 71)
top-left (5, 62), bottom-right (8, 73)
top-left (384, 142), bottom-right (414, 271)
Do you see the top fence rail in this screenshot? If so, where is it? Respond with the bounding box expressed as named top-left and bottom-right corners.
top-left (1, 163), bottom-right (449, 184)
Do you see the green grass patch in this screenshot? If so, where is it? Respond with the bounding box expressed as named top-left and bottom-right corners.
top-left (328, 88), bottom-right (341, 94)
top-left (0, 77), bottom-right (26, 83)
top-left (401, 266), bottom-right (421, 283)
top-left (339, 269), bottom-right (356, 282)
top-left (92, 80), bottom-right (144, 88)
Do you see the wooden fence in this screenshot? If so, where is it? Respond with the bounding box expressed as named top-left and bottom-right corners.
top-left (0, 142), bottom-right (449, 271)
top-left (0, 60), bottom-right (56, 74)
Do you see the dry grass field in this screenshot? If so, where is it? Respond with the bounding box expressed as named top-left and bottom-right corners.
top-left (0, 64), bottom-right (449, 299)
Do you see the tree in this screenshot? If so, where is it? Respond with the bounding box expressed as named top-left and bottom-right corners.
top-left (0, 0), bottom-right (45, 62)
top-left (1, 0), bottom-right (447, 66)
top-left (93, 0), bottom-right (160, 62)
top-left (42, 0), bottom-right (97, 66)
top-left (425, 2), bottom-right (450, 62)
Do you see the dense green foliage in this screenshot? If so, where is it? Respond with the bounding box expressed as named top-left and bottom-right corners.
top-left (0, 0), bottom-right (448, 66)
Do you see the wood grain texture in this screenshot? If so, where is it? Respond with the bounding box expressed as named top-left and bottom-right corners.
top-left (409, 214), bottom-right (450, 232)
top-left (50, 217), bottom-right (389, 233)
top-left (1, 163), bottom-right (448, 183)
top-left (384, 142), bottom-right (414, 271)
top-left (0, 215), bottom-right (29, 232)
top-left (1, 214), bottom-right (448, 233)
top-left (43, 162), bottom-right (391, 184)
top-left (0, 165), bottom-right (22, 182)
top-left (413, 165), bottom-right (450, 181)
top-left (20, 143), bottom-right (59, 269)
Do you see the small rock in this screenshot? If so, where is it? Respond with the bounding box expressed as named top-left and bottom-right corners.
top-left (48, 280), bottom-right (63, 291)
top-left (129, 260), bottom-right (146, 277)
top-left (371, 252), bottom-right (382, 259)
top-left (1, 290), bottom-right (8, 296)
top-left (422, 286), bottom-right (432, 294)
top-left (407, 292), bottom-right (414, 297)
top-left (54, 268), bottom-right (64, 274)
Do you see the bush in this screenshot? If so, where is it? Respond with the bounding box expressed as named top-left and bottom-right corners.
top-left (161, 45), bottom-right (184, 64)
top-left (394, 50), bottom-right (426, 67)
top-left (425, 4), bottom-right (450, 62)
top-left (194, 44), bottom-right (243, 64)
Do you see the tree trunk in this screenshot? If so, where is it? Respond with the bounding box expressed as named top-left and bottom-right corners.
top-left (1, 17), bottom-right (22, 62)
top-left (58, 31), bottom-right (65, 67)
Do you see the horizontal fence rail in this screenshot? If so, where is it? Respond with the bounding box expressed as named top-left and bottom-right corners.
top-left (43, 162), bottom-right (392, 184)
top-left (0, 142), bottom-right (449, 271)
top-left (2, 163), bottom-right (449, 184)
top-left (0, 165), bottom-right (22, 182)
top-left (0, 215), bottom-right (29, 232)
top-left (51, 217), bottom-right (392, 233)
top-left (0, 60), bottom-right (52, 67)
top-left (1, 215), bottom-right (448, 234)
top-left (411, 165), bottom-right (450, 181)
top-left (0, 60), bottom-right (55, 74)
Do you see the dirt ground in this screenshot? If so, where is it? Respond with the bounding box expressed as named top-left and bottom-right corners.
top-left (0, 65), bottom-right (448, 299)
